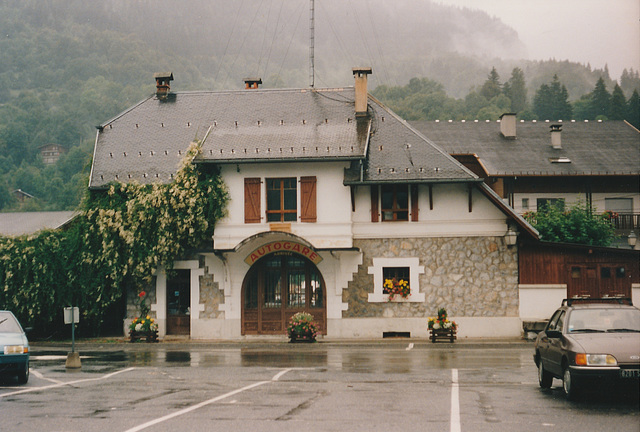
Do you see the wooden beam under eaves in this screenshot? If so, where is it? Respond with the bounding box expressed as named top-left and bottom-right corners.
top-left (468, 183), bottom-right (473, 212)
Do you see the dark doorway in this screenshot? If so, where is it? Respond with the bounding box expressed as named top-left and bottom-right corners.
top-left (166, 270), bottom-right (190, 335)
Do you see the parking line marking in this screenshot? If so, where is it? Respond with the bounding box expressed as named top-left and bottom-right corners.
top-left (124, 368), bottom-right (294, 432)
top-left (31, 370), bottom-right (64, 384)
top-left (451, 369), bottom-right (461, 432)
top-left (0, 367), bottom-right (136, 398)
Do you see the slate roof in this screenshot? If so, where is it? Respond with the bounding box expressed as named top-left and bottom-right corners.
top-left (0, 211), bottom-right (77, 237)
top-left (409, 119), bottom-right (640, 177)
top-left (89, 87), bottom-right (477, 189)
top-left (348, 96), bottom-right (478, 184)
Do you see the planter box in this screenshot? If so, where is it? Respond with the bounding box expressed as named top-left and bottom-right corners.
top-left (429, 328), bottom-right (456, 343)
top-left (129, 330), bottom-right (159, 343)
top-left (288, 334), bottom-right (316, 343)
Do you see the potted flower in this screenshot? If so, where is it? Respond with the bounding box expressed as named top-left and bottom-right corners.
top-left (384, 277), bottom-right (410, 301)
top-left (129, 291), bottom-right (159, 342)
top-left (427, 308), bottom-right (457, 343)
top-left (287, 312), bottom-right (319, 343)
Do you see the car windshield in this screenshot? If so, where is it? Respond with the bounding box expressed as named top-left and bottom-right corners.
top-left (0, 312), bottom-right (23, 333)
top-left (568, 308), bottom-right (640, 333)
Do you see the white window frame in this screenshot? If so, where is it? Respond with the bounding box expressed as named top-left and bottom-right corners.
top-left (368, 257), bottom-right (425, 302)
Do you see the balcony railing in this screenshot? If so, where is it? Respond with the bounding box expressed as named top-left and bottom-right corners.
top-left (604, 213), bottom-right (640, 230)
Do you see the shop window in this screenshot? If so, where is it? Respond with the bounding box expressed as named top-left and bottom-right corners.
top-left (616, 267), bottom-right (626, 278)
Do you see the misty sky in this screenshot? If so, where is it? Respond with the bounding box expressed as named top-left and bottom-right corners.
top-left (437, 0), bottom-right (640, 79)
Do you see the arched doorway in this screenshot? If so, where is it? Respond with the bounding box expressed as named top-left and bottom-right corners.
top-left (242, 254), bottom-right (326, 335)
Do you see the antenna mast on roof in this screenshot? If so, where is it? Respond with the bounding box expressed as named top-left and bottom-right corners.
top-left (309, 0), bottom-right (315, 88)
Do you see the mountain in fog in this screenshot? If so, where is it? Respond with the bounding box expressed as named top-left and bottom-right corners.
top-left (15, 0), bottom-right (527, 95)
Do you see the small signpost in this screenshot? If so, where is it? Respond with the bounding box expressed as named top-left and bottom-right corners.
top-left (64, 307), bottom-right (81, 369)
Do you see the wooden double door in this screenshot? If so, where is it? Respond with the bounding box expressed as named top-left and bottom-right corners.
top-left (568, 263), bottom-right (631, 299)
top-left (242, 254), bottom-right (326, 335)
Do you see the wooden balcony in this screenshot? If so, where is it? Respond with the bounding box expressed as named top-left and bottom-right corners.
top-left (604, 213), bottom-right (640, 230)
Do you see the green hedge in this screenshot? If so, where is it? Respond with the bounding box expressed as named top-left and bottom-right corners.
top-left (0, 142), bottom-right (228, 337)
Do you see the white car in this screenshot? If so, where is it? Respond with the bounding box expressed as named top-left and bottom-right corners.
top-left (0, 311), bottom-right (30, 384)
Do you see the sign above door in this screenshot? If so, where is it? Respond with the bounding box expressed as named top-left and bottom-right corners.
top-left (245, 240), bottom-right (323, 265)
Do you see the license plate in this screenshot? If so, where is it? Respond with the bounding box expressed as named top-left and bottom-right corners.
top-left (620, 369), bottom-right (640, 378)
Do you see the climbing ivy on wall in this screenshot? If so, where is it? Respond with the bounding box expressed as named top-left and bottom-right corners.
top-left (0, 142), bottom-right (229, 337)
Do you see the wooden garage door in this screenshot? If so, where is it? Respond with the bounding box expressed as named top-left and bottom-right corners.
top-left (568, 264), bottom-right (631, 298)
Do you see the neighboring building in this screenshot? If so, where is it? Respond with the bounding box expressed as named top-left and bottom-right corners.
top-left (39, 143), bottom-right (68, 165)
top-left (0, 211), bottom-right (76, 237)
top-left (12, 189), bottom-right (34, 203)
top-left (89, 70), bottom-right (635, 341)
top-left (410, 115), bottom-right (640, 247)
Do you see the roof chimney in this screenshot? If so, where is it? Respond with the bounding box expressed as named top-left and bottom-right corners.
top-left (550, 124), bottom-right (562, 149)
top-left (500, 113), bottom-right (517, 139)
top-left (352, 67), bottom-right (372, 117)
top-left (243, 78), bottom-right (262, 89)
top-left (154, 72), bottom-right (173, 99)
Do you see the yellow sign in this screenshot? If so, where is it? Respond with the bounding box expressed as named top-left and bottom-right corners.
top-left (245, 240), bottom-right (323, 265)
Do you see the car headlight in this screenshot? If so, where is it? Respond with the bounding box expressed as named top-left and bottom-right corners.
top-left (575, 353), bottom-right (617, 366)
top-left (4, 345), bottom-right (27, 355)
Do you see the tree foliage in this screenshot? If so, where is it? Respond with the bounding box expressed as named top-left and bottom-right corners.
top-left (532, 74), bottom-right (573, 120)
top-left (0, 142), bottom-right (229, 337)
top-left (523, 201), bottom-right (617, 247)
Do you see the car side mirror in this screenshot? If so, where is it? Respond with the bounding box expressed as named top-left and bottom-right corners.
top-left (546, 329), bottom-right (562, 338)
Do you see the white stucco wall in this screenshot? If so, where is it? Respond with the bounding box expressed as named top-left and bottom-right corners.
top-left (214, 162), bottom-right (353, 250)
top-left (353, 182), bottom-right (511, 238)
top-left (518, 284), bottom-right (567, 321)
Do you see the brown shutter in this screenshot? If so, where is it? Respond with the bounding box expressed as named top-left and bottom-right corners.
top-left (371, 185), bottom-right (379, 222)
top-left (411, 184), bottom-right (419, 221)
top-left (300, 176), bottom-right (317, 222)
top-left (244, 178), bottom-right (261, 223)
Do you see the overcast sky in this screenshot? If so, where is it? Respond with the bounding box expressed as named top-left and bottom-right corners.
top-left (436, 0), bottom-right (640, 79)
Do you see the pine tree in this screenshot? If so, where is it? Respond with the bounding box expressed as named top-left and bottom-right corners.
top-left (503, 67), bottom-right (527, 113)
top-left (627, 89), bottom-right (640, 128)
top-left (533, 75), bottom-right (572, 120)
top-left (609, 83), bottom-right (627, 120)
top-left (480, 67), bottom-right (502, 100)
top-left (589, 77), bottom-right (611, 119)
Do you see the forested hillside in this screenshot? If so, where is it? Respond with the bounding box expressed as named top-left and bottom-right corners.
top-left (0, 0), bottom-right (638, 211)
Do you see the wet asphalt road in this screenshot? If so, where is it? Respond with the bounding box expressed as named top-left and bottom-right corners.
top-left (1, 339), bottom-right (638, 432)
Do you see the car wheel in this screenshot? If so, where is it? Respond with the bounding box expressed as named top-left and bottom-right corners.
top-left (562, 366), bottom-right (580, 400)
top-left (537, 358), bottom-right (553, 389)
top-left (17, 361), bottom-right (29, 384)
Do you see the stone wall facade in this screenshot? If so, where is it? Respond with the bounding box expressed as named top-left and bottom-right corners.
top-left (343, 237), bottom-right (518, 318)
top-left (199, 271), bottom-right (224, 319)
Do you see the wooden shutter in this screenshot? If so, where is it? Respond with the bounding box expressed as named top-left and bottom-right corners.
top-left (244, 178), bottom-right (261, 223)
top-left (300, 176), bottom-right (317, 222)
top-left (371, 185), bottom-right (379, 222)
top-left (411, 184), bottom-right (419, 221)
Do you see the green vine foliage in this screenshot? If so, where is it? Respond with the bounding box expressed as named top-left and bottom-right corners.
top-left (0, 142), bottom-right (228, 337)
top-left (523, 201), bottom-right (616, 247)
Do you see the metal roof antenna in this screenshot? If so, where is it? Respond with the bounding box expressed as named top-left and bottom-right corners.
top-left (309, 0), bottom-right (315, 88)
